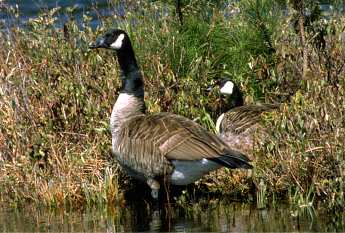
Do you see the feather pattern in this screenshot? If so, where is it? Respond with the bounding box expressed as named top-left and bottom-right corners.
top-left (219, 104), bottom-right (278, 134)
top-left (218, 91), bottom-right (278, 157)
top-left (112, 112), bottom-right (252, 180)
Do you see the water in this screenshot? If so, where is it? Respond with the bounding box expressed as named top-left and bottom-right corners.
top-left (0, 201), bottom-right (344, 232)
top-left (1, 1), bottom-right (342, 30)
top-left (0, 0), bottom-right (118, 29)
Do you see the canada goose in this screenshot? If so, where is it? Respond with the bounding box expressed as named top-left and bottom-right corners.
top-left (210, 79), bottom-right (278, 155)
top-left (89, 29), bottom-right (252, 200)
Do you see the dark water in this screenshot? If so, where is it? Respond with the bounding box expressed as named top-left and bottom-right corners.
top-left (0, 201), bottom-right (344, 232)
top-left (1, 0), bottom-right (342, 29)
top-left (0, 0), bottom-right (121, 28)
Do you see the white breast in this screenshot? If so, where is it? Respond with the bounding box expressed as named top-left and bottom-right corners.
top-left (110, 93), bottom-right (144, 161)
top-left (110, 93), bottom-right (143, 133)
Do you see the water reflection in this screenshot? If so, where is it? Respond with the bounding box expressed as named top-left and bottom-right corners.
top-left (0, 200), bottom-right (344, 232)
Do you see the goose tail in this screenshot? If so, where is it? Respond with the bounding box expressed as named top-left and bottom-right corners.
top-left (210, 150), bottom-right (253, 169)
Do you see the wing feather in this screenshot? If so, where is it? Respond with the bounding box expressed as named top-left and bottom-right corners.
top-left (221, 103), bottom-right (278, 134)
top-left (115, 112), bottom-right (252, 176)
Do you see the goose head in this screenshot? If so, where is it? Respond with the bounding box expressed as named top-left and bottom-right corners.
top-left (89, 29), bottom-right (131, 51)
top-left (89, 28), bottom-right (140, 81)
top-left (208, 78), bottom-right (244, 110)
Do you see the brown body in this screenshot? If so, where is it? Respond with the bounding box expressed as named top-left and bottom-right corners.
top-left (113, 112), bottom-right (250, 179)
top-left (217, 104), bottom-right (278, 158)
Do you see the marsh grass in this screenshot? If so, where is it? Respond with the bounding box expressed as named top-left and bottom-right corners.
top-left (0, 0), bottom-right (344, 210)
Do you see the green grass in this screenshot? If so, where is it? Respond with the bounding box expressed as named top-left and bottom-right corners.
top-left (0, 0), bottom-right (344, 211)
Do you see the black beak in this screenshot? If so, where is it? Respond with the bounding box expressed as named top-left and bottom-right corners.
top-left (89, 36), bottom-right (106, 49)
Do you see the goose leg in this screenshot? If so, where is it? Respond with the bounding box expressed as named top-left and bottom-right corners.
top-left (147, 178), bottom-right (160, 200)
top-left (176, 0), bottom-right (183, 25)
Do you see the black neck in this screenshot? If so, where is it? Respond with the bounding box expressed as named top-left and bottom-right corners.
top-left (224, 91), bottom-right (244, 111)
top-left (116, 46), bottom-right (138, 75)
top-left (115, 47), bottom-right (144, 98)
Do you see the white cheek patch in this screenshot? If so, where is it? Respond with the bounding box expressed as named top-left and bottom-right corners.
top-left (110, 33), bottom-right (125, 49)
top-left (220, 81), bottom-right (234, 95)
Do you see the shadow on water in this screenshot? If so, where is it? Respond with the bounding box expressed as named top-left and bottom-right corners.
top-left (0, 172), bottom-right (343, 231)
top-left (1, 198), bottom-right (344, 232)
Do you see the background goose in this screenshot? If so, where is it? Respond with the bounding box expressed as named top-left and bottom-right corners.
top-left (210, 78), bottom-right (278, 156)
top-left (89, 29), bottom-right (252, 200)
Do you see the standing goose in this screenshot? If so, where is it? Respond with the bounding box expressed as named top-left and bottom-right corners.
top-left (210, 78), bottom-right (278, 156)
top-left (89, 29), bottom-right (252, 200)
